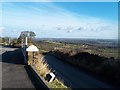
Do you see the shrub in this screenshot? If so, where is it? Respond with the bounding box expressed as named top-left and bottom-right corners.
top-left (51, 50), bottom-right (120, 85)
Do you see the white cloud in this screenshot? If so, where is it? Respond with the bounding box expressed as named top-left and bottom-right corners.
top-left (2, 2), bottom-right (118, 39)
top-left (0, 27), bottom-right (5, 36)
top-left (0, 27), bottom-right (5, 33)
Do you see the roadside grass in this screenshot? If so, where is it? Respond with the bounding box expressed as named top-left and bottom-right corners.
top-left (48, 78), bottom-right (68, 88)
top-left (34, 54), bottom-right (51, 77)
top-left (27, 52), bottom-right (68, 88)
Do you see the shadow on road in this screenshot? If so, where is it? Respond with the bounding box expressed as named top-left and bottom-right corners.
top-left (24, 65), bottom-right (50, 89)
top-left (1, 47), bottom-right (50, 89)
top-left (1, 48), bottom-right (24, 65)
top-left (44, 53), bottom-right (120, 88)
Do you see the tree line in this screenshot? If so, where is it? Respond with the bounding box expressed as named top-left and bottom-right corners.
top-left (1, 31), bottom-right (36, 47)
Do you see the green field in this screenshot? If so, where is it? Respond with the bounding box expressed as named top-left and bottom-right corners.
top-left (33, 40), bottom-right (118, 59)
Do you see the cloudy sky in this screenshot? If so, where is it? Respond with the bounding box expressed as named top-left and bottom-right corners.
top-left (1, 2), bottom-right (118, 39)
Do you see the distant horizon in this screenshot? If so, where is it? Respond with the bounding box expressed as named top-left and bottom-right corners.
top-left (1, 36), bottom-right (118, 40)
top-left (36, 37), bottom-right (118, 40)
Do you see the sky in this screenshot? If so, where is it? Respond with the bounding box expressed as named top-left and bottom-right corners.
top-left (0, 2), bottom-right (118, 39)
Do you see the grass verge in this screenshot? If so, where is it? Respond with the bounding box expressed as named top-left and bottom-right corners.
top-left (27, 52), bottom-right (68, 89)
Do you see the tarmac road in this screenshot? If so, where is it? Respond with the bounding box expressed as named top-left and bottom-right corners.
top-left (1, 46), bottom-right (35, 88)
top-left (44, 54), bottom-right (114, 88)
top-left (0, 46), bottom-right (116, 89)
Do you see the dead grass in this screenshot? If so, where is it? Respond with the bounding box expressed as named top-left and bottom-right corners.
top-left (28, 52), bottom-right (51, 77)
top-left (34, 55), bottom-right (51, 77)
top-left (27, 51), bottom-right (68, 88)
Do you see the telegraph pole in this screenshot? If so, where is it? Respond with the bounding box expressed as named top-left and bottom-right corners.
top-left (24, 37), bottom-right (28, 64)
top-left (25, 37), bottom-right (28, 46)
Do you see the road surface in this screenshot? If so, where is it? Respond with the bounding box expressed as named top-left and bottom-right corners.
top-left (1, 46), bottom-right (35, 88)
top-left (44, 54), bottom-right (114, 88)
top-left (1, 46), bottom-right (50, 89)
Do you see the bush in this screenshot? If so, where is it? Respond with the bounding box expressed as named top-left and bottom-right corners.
top-left (51, 50), bottom-right (120, 85)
